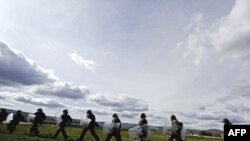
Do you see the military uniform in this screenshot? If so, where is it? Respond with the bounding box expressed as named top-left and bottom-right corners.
top-left (0, 109), bottom-right (8, 123)
top-left (138, 113), bottom-right (148, 141)
top-left (53, 110), bottom-right (72, 140)
top-left (168, 115), bottom-right (183, 141)
top-left (78, 110), bottom-right (100, 141)
top-left (30, 109), bottom-right (46, 136)
top-left (105, 114), bottom-right (122, 141)
top-left (7, 110), bottom-right (25, 134)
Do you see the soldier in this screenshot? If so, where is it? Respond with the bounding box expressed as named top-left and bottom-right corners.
top-left (138, 113), bottom-right (148, 141)
top-left (105, 113), bottom-right (122, 141)
top-left (222, 118), bottom-right (232, 125)
top-left (0, 108), bottom-right (9, 123)
top-left (78, 110), bottom-right (100, 141)
top-left (7, 110), bottom-right (25, 134)
top-left (221, 118), bottom-right (232, 140)
top-left (29, 108), bottom-right (46, 136)
top-left (168, 115), bottom-right (183, 141)
top-left (53, 109), bottom-right (72, 140)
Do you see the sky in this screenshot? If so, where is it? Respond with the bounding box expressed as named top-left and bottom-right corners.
top-left (0, 0), bottom-right (249, 130)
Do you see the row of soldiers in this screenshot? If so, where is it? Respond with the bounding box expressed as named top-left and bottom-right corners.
top-left (0, 108), bottom-right (232, 141)
top-left (0, 108), bottom-right (148, 141)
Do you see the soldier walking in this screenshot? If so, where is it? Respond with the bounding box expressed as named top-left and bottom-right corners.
top-left (53, 109), bottom-right (72, 140)
top-left (7, 110), bottom-right (25, 134)
top-left (105, 113), bottom-right (122, 141)
top-left (138, 113), bottom-right (148, 141)
top-left (168, 115), bottom-right (183, 141)
top-left (29, 108), bottom-right (46, 136)
top-left (0, 108), bottom-right (9, 123)
top-left (78, 110), bottom-right (100, 141)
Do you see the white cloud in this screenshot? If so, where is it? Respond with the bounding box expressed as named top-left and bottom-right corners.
top-left (0, 92), bottom-right (65, 108)
top-left (88, 93), bottom-right (149, 112)
top-left (211, 0), bottom-right (250, 52)
top-left (32, 81), bottom-right (90, 99)
top-left (0, 40), bottom-right (57, 86)
top-left (179, 0), bottom-right (250, 127)
top-left (119, 111), bottom-right (139, 119)
top-left (73, 106), bottom-right (111, 116)
top-left (69, 52), bottom-right (97, 71)
top-left (225, 103), bottom-right (250, 114)
top-left (181, 13), bottom-right (212, 66)
top-left (0, 95), bottom-right (5, 99)
top-left (182, 0), bottom-right (250, 66)
top-left (0, 102), bottom-right (15, 107)
top-left (183, 12), bottom-right (203, 32)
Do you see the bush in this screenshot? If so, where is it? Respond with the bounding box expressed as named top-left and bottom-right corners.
top-left (199, 131), bottom-right (213, 136)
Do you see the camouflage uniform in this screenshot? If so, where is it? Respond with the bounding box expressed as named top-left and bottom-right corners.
top-left (168, 115), bottom-right (183, 141)
top-left (138, 113), bottom-right (148, 141)
top-left (53, 110), bottom-right (72, 140)
top-left (78, 110), bottom-right (100, 141)
top-left (7, 110), bottom-right (25, 134)
top-left (105, 113), bottom-right (122, 141)
top-left (30, 109), bottom-right (46, 136)
top-left (0, 109), bottom-right (8, 123)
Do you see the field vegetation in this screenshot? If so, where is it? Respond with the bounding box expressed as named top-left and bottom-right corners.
top-left (0, 123), bottom-right (222, 141)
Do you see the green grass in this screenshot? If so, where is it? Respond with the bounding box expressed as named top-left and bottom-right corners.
top-left (0, 123), bottom-right (222, 141)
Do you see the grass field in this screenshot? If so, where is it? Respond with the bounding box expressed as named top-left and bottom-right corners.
top-left (0, 123), bottom-right (222, 141)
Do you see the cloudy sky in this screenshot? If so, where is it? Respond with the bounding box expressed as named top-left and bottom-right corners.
top-left (0, 0), bottom-right (249, 130)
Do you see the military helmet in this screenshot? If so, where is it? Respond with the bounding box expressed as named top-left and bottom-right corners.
top-left (63, 109), bottom-right (68, 114)
top-left (170, 115), bottom-right (176, 120)
top-left (113, 113), bottom-right (118, 118)
top-left (37, 108), bottom-right (43, 112)
top-left (140, 113), bottom-right (146, 118)
top-left (17, 110), bottom-right (22, 114)
top-left (87, 110), bottom-right (92, 114)
top-left (222, 118), bottom-right (230, 123)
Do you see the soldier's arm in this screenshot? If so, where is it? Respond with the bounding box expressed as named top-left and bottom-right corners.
top-left (43, 113), bottom-right (46, 120)
top-left (68, 116), bottom-right (72, 125)
top-left (21, 115), bottom-right (26, 122)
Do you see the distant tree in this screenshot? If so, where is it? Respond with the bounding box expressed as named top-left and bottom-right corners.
top-left (213, 133), bottom-right (222, 137)
top-left (199, 131), bottom-right (212, 136)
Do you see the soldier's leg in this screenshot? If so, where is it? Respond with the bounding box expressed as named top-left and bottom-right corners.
top-left (138, 135), bottom-right (144, 141)
top-left (8, 124), bottom-right (16, 134)
top-left (53, 126), bottom-right (61, 138)
top-left (30, 124), bottom-right (35, 135)
top-left (79, 127), bottom-right (88, 141)
top-left (114, 131), bottom-right (122, 141)
top-left (168, 134), bottom-right (174, 141)
top-left (31, 123), bottom-right (39, 136)
top-left (11, 125), bottom-right (16, 134)
top-left (61, 127), bottom-right (68, 139)
top-left (105, 133), bottom-right (113, 141)
top-left (89, 128), bottom-right (100, 141)
top-left (34, 125), bottom-right (40, 136)
top-left (117, 132), bottom-right (122, 141)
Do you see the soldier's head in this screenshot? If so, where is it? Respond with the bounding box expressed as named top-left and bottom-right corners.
top-left (113, 113), bottom-right (118, 118)
top-left (222, 118), bottom-right (231, 124)
top-left (140, 113), bottom-right (146, 118)
top-left (16, 110), bottom-right (22, 114)
top-left (170, 115), bottom-right (176, 120)
top-left (37, 108), bottom-right (43, 112)
top-left (63, 109), bottom-right (68, 114)
top-left (87, 110), bottom-right (92, 115)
